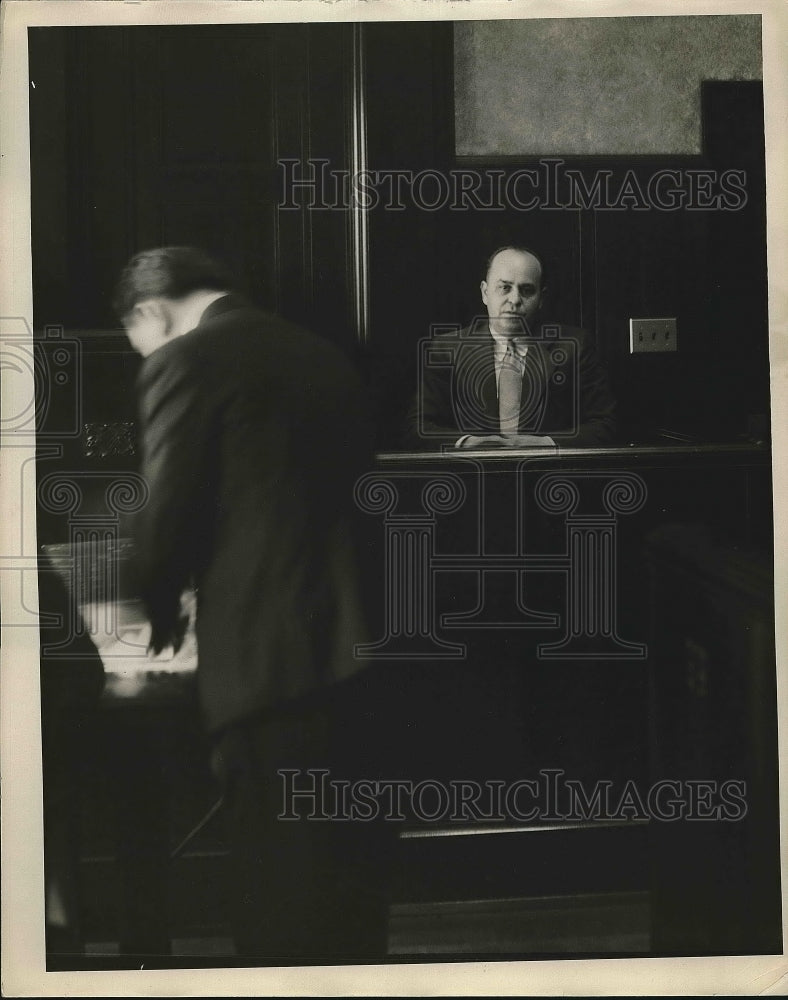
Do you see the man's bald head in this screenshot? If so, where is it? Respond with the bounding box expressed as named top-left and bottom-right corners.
top-left (483, 245), bottom-right (546, 287)
top-left (480, 246), bottom-right (545, 337)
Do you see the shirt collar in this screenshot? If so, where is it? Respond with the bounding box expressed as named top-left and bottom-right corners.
top-left (198, 292), bottom-right (251, 324)
top-left (489, 327), bottom-right (529, 359)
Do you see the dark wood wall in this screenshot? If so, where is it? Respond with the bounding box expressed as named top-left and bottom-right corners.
top-left (30, 23), bottom-right (359, 545)
top-left (361, 25), bottom-right (768, 446)
top-left (30, 23), bottom-right (356, 340)
top-left (29, 23), bottom-right (770, 454)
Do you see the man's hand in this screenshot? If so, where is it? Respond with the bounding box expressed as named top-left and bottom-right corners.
top-left (457, 434), bottom-right (557, 450)
top-left (500, 434), bottom-right (557, 449)
top-left (148, 613), bottom-right (189, 657)
top-left (456, 435), bottom-right (509, 449)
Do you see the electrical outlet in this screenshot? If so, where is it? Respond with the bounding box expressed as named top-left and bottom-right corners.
top-left (629, 317), bottom-right (678, 354)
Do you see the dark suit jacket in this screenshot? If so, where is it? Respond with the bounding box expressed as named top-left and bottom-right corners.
top-left (133, 294), bottom-right (375, 734)
top-left (404, 319), bottom-right (617, 450)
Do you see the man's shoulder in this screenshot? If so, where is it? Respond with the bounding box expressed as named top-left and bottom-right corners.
top-left (176, 303), bottom-right (324, 364)
top-left (427, 321), bottom-right (590, 342)
top-left (196, 302), bottom-right (365, 392)
top-left (420, 325), bottom-right (490, 380)
top-left (537, 320), bottom-right (586, 337)
top-left (534, 321), bottom-right (594, 352)
top-left (426, 326), bottom-right (465, 345)
top-left (194, 301), bottom-right (285, 340)
top-left (426, 323), bottom-right (491, 352)
top-left (198, 302), bottom-right (344, 353)
top-left (423, 322), bottom-right (592, 362)
top-left (135, 304), bottom-right (265, 389)
top-left (137, 334), bottom-right (196, 384)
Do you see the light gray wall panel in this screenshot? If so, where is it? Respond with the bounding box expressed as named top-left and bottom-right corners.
top-left (455, 15), bottom-right (762, 156)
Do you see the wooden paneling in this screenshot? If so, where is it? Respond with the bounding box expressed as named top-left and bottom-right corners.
top-left (30, 26), bottom-right (770, 450)
top-left (592, 84), bottom-right (767, 442)
top-left (360, 22), bottom-right (455, 446)
top-left (360, 34), bottom-right (768, 449)
top-left (646, 523), bottom-right (781, 955)
top-left (28, 23), bottom-right (360, 547)
top-left (29, 24), bottom-right (356, 342)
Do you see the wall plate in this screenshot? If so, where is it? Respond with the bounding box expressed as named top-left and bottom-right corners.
top-left (629, 318), bottom-right (678, 354)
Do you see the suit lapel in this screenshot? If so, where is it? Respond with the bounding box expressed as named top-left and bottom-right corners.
top-left (456, 320), bottom-right (560, 434)
top-left (459, 321), bottom-right (497, 431)
top-left (480, 346), bottom-right (498, 426)
top-left (519, 336), bottom-right (552, 431)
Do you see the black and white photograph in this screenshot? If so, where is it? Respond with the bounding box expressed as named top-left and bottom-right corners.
top-left (1, 0), bottom-right (787, 995)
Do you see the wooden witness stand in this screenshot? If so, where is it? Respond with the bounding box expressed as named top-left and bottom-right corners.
top-left (39, 441), bottom-right (779, 963)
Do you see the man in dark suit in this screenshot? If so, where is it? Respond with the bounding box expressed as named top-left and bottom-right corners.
top-left (115, 247), bottom-right (389, 962)
top-left (405, 245), bottom-right (616, 450)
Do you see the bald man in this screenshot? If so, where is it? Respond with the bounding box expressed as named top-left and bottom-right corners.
top-left (405, 245), bottom-right (616, 450)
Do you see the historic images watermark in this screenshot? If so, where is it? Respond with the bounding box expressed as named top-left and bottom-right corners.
top-left (278, 768), bottom-right (748, 824)
top-left (354, 463), bottom-right (648, 662)
top-left (8, 314), bottom-right (648, 665)
top-left (416, 322), bottom-right (581, 440)
top-left (2, 317), bottom-right (150, 654)
top-left (279, 158), bottom-right (749, 212)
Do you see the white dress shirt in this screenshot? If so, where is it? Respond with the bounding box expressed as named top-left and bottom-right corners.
top-left (453, 328), bottom-right (556, 449)
top-left (490, 329), bottom-right (529, 392)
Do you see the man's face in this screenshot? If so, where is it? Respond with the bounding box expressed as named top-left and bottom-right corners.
top-left (480, 249), bottom-right (543, 337)
top-left (122, 300), bottom-right (170, 357)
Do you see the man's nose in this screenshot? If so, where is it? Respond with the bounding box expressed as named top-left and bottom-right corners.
top-left (506, 288), bottom-right (522, 304)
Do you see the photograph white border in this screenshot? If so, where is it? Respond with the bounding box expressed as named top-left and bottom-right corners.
top-left (2, 0), bottom-right (786, 995)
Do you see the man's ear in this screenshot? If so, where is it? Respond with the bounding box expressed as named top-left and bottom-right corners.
top-left (138, 297), bottom-right (173, 334)
top-left (134, 299), bottom-right (162, 321)
top-left (480, 279), bottom-right (488, 306)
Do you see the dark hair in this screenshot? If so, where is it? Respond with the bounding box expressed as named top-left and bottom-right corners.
top-left (113, 246), bottom-right (235, 319)
top-left (483, 245), bottom-right (547, 288)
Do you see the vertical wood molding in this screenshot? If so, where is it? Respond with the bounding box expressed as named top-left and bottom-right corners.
top-left (350, 23), bottom-right (370, 345)
top-left (130, 27), bottom-right (164, 254)
top-left (302, 27), bottom-right (314, 321)
top-left (578, 209), bottom-right (599, 351)
top-left (270, 28), bottom-right (283, 317)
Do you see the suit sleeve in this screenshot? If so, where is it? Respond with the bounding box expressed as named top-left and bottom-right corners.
top-left (403, 350), bottom-right (465, 451)
top-left (545, 332), bottom-right (616, 447)
top-left (574, 336), bottom-right (617, 446)
top-left (133, 347), bottom-right (217, 638)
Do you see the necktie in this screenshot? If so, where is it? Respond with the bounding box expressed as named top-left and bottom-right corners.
top-left (498, 341), bottom-right (522, 434)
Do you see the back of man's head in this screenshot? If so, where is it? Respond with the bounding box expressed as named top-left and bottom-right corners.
top-left (113, 246), bottom-right (235, 320)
